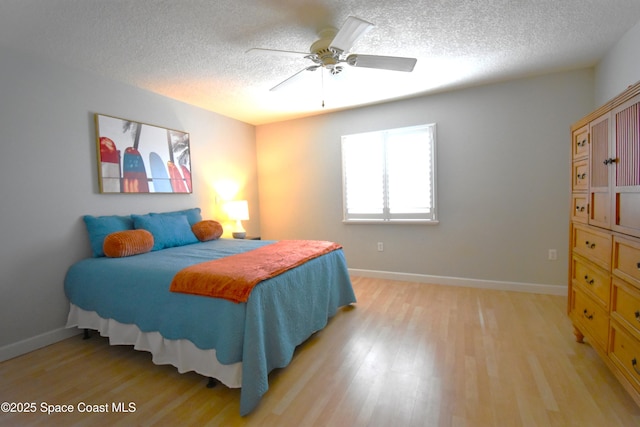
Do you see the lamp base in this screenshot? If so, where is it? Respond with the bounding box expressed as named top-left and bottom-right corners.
top-left (232, 231), bottom-right (247, 239)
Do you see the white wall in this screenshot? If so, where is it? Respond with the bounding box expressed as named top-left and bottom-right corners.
top-left (4, 14), bottom-right (639, 360)
top-left (595, 19), bottom-right (640, 105)
top-left (256, 70), bottom-right (594, 289)
top-left (0, 46), bottom-right (260, 358)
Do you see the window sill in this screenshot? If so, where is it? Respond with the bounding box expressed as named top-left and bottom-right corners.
top-left (342, 219), bottom-right (439, 225)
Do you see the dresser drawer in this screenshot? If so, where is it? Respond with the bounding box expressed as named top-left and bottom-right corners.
top-left (613, 236), bottom-right (640, 287)
top-left (571, 194), bottom-right (588, 223)
top-left (572, 225), bottom-right (612, 269)
top-left (572, 125), bottom-right (589, 159)
top-left (612, 279), bottom-right (640, 339)
top-left (571, 289), bottom-right (609, 350)
top-left (609, 321), bottom-right (640, 394)
top-left (572, 159), bottom-right (589, 191)
top-left (572, 255), bottom-right (610, 308)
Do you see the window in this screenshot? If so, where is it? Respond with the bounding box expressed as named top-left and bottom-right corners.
top-left (341, 123), bottom-right (437, 223)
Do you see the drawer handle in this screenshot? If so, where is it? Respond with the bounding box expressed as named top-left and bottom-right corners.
top-left (577, 173), bottom-right (586, 179)
top-left (603, 158), bottom-right (618, 165)
top-left (584, 275), bottom-right (594, 285)
top-left (575, 206), bottom-right (585, 212)
top-left (585, 241), bottom-right (596, 249)
top-left (636, 311), bottom-right (640, 322)
top-left (637, 262), bottom-right (640, 270)
top-left (633, 358), bottom-right (640, 376)
top-left (583, 309), bottom-right (593, 320)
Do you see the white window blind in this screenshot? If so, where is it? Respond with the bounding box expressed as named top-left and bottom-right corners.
top-left (341, 124), bottom-right (437, 222)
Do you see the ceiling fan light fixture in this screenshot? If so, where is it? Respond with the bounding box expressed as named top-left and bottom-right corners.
top-left (329, 65), bottom-right (343, 75)
top-left (310, 36), bottom-right (339, 67)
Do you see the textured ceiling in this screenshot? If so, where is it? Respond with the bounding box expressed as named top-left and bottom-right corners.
top-left (1, 0), bottom-right (640, 125)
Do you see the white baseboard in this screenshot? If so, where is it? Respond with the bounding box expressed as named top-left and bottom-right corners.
top-left (348, 268), bottom-right (567, 296)
top-left (0, 327), bottom-right (82, 363)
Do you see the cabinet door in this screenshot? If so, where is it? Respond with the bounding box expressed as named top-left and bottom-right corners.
top-left (612, 97), bottom-right (640, 238)
top-left (589, 114), bottom-right (612, 228)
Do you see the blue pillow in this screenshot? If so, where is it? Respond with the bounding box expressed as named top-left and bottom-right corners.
top-left (132, 213), bottom-right (198, 251)
top-left (83, 215), bottom-right (135, 257)
top-left (152, 208), bottom-right (202, 226)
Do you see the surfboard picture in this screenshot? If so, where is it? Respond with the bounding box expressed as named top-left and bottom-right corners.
top-left (98, 136), bottom-right (121, 192)
top-left (121, 123), bottom-right (149, 193)
top-left (149, 152), bottom-right (172, 193)
top-left (95, 114), bottom-right (191, 194)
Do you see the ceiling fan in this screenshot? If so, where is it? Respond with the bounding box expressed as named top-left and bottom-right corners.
top-left (246, 16), bottom-right (417, 92)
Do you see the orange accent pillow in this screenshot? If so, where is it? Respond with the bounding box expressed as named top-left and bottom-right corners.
top-left (191, 220), bottom-right (223, 242)
top-left (103, 229), bottom-right (154, 258)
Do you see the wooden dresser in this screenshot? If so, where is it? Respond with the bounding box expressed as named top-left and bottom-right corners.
top-left (569, 80), bottom-right (640, 406)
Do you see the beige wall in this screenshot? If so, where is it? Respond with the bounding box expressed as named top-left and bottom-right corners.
top-left (3, 14), bottom-right (639, 359)
top-left (595, 20), bottom-right (640, 105)
top-left (256, 70), bottom-right (594, 288)
top-left (0, 46), bottom-right (259, 357)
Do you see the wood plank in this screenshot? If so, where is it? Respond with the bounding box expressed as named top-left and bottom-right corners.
top-left (1, 276), bottom-right (640, 426)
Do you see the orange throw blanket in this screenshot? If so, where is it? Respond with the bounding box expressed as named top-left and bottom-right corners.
top-left (169, 240), bottom-right (342, 303)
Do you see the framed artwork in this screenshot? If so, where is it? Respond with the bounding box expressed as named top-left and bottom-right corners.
top-left (95, 113), bottom-right (192, 193)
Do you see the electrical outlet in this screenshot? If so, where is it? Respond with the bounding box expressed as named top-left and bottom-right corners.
top-left (548, 249), bottom-right (557, 261)
top-left (377, 242), bottom-right (384, 252)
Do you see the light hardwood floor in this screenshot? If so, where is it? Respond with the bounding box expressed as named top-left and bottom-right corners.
top-left (2, 276), bottom-right (640, 426)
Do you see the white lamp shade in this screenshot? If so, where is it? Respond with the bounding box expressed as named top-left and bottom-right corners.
top-left (225, 200), bottom-right (249, 221)
top-left (225, 200), bottom-right (249, 239)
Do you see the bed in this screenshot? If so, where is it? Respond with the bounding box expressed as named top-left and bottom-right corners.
top-left (64, 209), bottom-right (356, 415)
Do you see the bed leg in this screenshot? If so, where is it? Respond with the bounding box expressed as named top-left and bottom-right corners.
top-left (206, 377), bottom-right (217, 388)
top-left (82, 328), bottom-right (91, 340)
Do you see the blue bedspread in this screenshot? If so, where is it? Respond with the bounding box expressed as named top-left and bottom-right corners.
top-left (64, 238), bottom-right (356, 415)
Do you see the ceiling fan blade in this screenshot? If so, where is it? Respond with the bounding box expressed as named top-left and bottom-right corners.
top-left (246, 47), bottom-right (310, 58)
top-left (346, 54), bottom-right (417, 72)
top-left (270, 65), bottom-right (320, 91)
top-left (329, 16), bottom-right (374, 53)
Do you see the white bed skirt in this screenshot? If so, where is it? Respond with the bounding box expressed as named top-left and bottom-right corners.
top-left (66, 304), bottom-right (242, 388)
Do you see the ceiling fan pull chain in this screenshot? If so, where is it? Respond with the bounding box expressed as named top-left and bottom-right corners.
top-left (321, 68), bottom-right (325, 108)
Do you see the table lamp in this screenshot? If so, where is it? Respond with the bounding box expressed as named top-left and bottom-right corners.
top-left (225, 200), bottom-right (249, 239)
